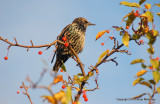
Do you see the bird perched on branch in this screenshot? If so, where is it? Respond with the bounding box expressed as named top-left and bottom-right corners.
top-left (51, 17), bottom-right (95, 72)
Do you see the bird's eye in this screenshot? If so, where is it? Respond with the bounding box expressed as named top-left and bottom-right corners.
top-left (85, 21), bottom-right (88, 23)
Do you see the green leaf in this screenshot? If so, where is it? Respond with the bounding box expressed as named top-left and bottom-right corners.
top-left (150, 59), bottom-right (159, 69)
top-left (147, 44), bottom-right (154, 54)
top-left (79, 76), bottom-right (89, 82)
top-left (61, 63), bottom-right (66, 72)
top-left (141, 11), bottom-right (153, 22)
top-left (146, 31), bottom-right (156, 45)
top-left (74, 75), bottom-right (81, 85)
top-left (131, 59), bottom-right (145, 64)
top-left (139, 81), bottom-right (152, 89)
top-left (148, 79), bottom-right (156, 85)
top-left (139, 0), bottom-right (146, 5)
top-left (120, 1), bottom-right (141, 8)
top-left (141, 63), bottom-right (147, 68)
top-left (98, 50), bottom-right (110, 63)
top-left (77, 73), bottom-right (83, 76)
top-left (157, 87), bottom-right (160, 93)
top-left (122, 32), bottom-right (129, 47)
top-left (133, 34), bottom-right (141, 39)
top-left (133, 77), bottom-right (144, 86)
top-left (153, 71), bottom-right (160, 84)
top-left (132, 93), bottom-right (146, 99)
top-left (126, 11), bottom-right (137, 26)
top-left (155, 3), bottom-right (160, 7)
top-left (66, 86), bottom-right (72, 102)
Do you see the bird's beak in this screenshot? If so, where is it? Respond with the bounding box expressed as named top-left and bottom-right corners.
top-left (87, 22), bottom-right (96, 26)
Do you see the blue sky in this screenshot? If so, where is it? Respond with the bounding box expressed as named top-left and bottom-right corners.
top-left (0, 0), bottom-right (160, 104)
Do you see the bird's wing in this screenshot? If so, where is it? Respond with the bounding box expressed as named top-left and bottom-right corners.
top-left (51, 24), bottom-right (71, 63)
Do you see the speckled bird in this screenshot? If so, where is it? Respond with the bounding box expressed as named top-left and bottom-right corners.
top-left (51, 17), bottom-right (95, 72)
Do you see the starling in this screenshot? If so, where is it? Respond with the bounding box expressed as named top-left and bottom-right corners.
top-left (51, 17), bottom-right (95, 72)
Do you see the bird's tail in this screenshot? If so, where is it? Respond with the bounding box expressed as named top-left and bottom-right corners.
top-left (53, 60), bottom-right (62, 73)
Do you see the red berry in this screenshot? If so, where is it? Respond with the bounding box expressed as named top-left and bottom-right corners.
top-left (38, 51), bottom-right (42, 55)
top-left (82, 90), bottom-right (86, 94)
top-left (106, 30), bottom-right (110, 33)
top-left (72, 102), bottom-right (76, 104)
top-left (136, 10), bottom-right (139, 13)
top-left (134, 13), bottom-right (139, 17)
top-left (64, 43), bottom-right (69, 47)
top-left (126, 26), bottom-right (129, 29)
top-left (109, 37), bottom-right (113, 40)
top-left (150, 67), bottom-right (153, 70)
top-left (83, 94), bottom-right (87, 98)
top-left (101, 43), bottom-right (104, 46)
top-left (17, 91), bottom-right (19, 94)
top-left (20, 86), bottom-right (23, 89)
top-left (139, 40), bottom-right (143, 43)
top-left (156, 57), bottom-right (159, 60)
top-left (88, 72), bottom-right (90, 74)
top-left (96, 69), bottom-right (99, 73)
top-left (62, 37), bottom-right (67, 41)
top-left (60, 69), bottom-right (63, 72)
top-left (62, 85), bottom-right (65, 89)
top-left (4, 56), bottom-right (8, 60)
top-left (84, 97), bottom-right (88, 102)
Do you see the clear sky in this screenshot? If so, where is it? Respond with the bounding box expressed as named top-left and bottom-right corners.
top-left (0, 0), bottom-right (160, 104)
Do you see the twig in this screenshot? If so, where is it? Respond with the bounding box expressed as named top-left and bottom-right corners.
top-left (22, 82), bottom-right (33, 104)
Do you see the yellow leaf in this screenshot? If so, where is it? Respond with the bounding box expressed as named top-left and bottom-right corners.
top-left (141, 11), bottom-right (153, 22)
top-left (53, 75), bottom-right (63, 84)
top-left (155, 3), bottom-right (160, 7)
top-left (98, 49), bottom-right (110, 63)
top-left (96, 30), bottom-right (106, 40)
top-left (131, 59), bottom-right (145, 64)
top-left (156, 13), bottom-right (160, 17)
top-left (136, 70), bottom-right (147, 77)
top-left (54, 90), bottom-right (66, 101)
top-left (144, 3), bottom-right (151, 10)
top-left (133, 77), bottom-right (144, 86)
top-left (41, 96), bottom-right (56, 104)
top-left (153, 71), bottom-right (160, 84)
top-left (122, 32), bottom-right (129, 47)
top-left (120, 1), bottom-right (141, 8)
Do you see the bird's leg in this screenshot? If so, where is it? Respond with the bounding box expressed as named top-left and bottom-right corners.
top-left (72, 56), bottom-right (85, 67)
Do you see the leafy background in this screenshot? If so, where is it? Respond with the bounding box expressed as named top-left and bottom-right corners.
top-left (0, 0), bottom-right (160, 104)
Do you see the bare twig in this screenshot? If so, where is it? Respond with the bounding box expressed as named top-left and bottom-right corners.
top-left (22, 82), bottom-right (33, 104)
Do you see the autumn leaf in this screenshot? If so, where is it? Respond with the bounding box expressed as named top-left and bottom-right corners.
top-left (53, 75), bottom-right (63, 84)
top-left (153, 71), bottom-right (160, 84)
top-left (136, 70), bottom-right (147, 77)
top-left (139, 0), bottom-right (146, 5)
top-left (98, 49), bottom-right (110, 63)
top-left (139, 81), bottom-right (152, 89)
top-left (150, 59), bottom-right (159, 69)
top-left (144, 3), bottom-right (151, 10)
top-left (157, 87), bottom-right (160, 93)
top-left (133, 77), bottom-right (144, 86)
top-left (120, 1), bottom-right (141, 8)
top-left (154, 3), bottom-right (160, 7)
top-left (131, 59), bottom-right (145, 64)
top-left (141, 11), bottom-right (153, 22)
top-left (96, 30), bottom-right (107, 40)
top-left (122, 32), bottom-right (129, 47)
top-left (156, 13), bottom-right (160, 17)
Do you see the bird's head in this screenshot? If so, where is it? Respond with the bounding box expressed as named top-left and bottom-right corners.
top-left (72, 17), bottom-right (95, 28)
